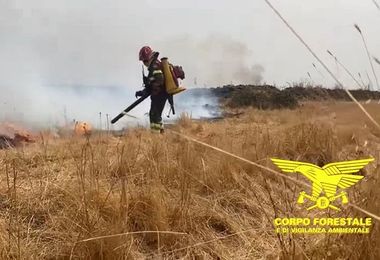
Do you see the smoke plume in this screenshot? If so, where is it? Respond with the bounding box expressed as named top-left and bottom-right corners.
top-left (0, 1), bottom-right (264, 129)
top-left (156, 34), bottom-right (264, 86)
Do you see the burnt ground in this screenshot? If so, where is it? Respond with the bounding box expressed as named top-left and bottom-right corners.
top-left (0, 135), bottom-right (15, 149)
top-left (0, 133), bottom-right (35, 149)
top-left (189, 84), bottom-right (380, 110)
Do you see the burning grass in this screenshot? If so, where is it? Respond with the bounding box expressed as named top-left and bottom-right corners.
top-left (0, 123), bottom-right (35, 149)
top-left (0, 102), bottom-right (380, 259)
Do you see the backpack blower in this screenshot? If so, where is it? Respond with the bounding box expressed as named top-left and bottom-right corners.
top-left (111, 56), bottom-right (186, 124)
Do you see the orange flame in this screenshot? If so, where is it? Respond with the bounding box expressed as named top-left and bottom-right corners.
top-left (74, 122), bottom-right (92, 136)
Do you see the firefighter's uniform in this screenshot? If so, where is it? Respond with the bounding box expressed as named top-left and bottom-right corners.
top-left (146, 59), bottom-right (167, 133)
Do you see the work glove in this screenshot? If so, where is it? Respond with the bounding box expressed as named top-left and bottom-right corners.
top-left (135, 90), bottom-right (144, 98)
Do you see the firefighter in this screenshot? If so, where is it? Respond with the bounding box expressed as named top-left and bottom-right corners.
top-left (136, 46), bottom-right (167, 133)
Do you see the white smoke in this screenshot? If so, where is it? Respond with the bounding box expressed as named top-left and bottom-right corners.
top-left (156, 34), bottom-right (264, 86)
top-left (0, 1), bottom-right (264, 129)
top-left (173, 89), bottom-right (222, 119)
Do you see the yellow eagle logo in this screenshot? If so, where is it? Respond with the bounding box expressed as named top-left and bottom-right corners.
top-left (271, 158), bottom-right (374, 211)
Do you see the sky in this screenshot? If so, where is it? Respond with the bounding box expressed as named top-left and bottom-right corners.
top-left (0, 0), bottom-right (379, 126)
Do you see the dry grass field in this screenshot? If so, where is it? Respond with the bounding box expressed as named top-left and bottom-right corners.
top-left (0, 101), bottom-right (380, 259)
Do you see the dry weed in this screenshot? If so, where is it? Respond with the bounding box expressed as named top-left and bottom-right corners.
top-left (0, 102), bottom-right (379, 259)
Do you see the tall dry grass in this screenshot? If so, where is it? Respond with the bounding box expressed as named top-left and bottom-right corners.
top-left (0, 102), bottom-right (379, 259)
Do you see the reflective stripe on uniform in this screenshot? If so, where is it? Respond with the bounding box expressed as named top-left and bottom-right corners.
top-left (152, 70), bottom-right (163, 75)
top-left (150, 128), bottom-right (161, 133)
top-left (150, 123), bottom-right (163, 130)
